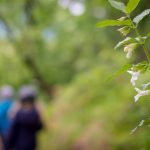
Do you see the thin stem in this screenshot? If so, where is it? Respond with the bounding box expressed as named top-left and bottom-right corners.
top-left (143, 44), bottom-right (150, 63)
top-left (127, 15), bottom-right (150, 63)
top-left (134, 27), bottom-right (150, 63)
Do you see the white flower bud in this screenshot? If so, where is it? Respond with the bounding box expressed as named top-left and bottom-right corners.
top-left (127, 70), bottom-right (140, 86)
top-left (142, 82), bottom-right (150, 89)
top-left (117, 16), bottom-right (127, 21)
top-left (134, 88), bottom-right (150, 102)
top-left (118, 26), bottom-right (130, 36)
top-left (124, 43), bottom-right (137, 59)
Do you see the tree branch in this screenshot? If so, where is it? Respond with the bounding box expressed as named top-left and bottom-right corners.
top-left (0, 14), bottom-right (54, 97)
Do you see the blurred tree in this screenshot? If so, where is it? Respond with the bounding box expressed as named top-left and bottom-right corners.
top-left (0, 0), bottom-right (107, 96)
top-left (0, 0), bottom-right (149, 97)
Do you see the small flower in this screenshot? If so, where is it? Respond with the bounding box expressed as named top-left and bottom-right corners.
top-left (118, 26), bottom-right (130, 36)
top-left (124, 43), bottom-right (137, 59)
top-left (134, 88), bottom-right (150, 102)
top-left (130, 127), bottom-right (137, 134)
top-left (127, 70), bottom-right (140, 86)
top-left (130, 120), bottom-right (145, 134)
top-left (138, 120), bottom-right (144, 127)
top-left (142, 82), bottom-right (150, 89)
top-left (125, 48), bottom-right (132, 58)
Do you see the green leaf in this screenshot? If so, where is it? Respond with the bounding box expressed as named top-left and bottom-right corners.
top-left (147, 32), bottom-right (150, 37)
top-left (132, 61), bottom-right (149, 73)
top-left (96, 19), bottom-right (131, 28)
top-left (133, 9), bottom-right (150, 25)
top-left (106, 64), bottom-right (132, 81)
top-left (115, 37), bottom-right (135, 49)
top-left (108, 0), bottom-right (126, 13)
top-left (126, 0), bottom-right (141, 14)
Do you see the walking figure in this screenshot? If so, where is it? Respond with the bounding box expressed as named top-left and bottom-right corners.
top-left (7, 85), bottom-right (43, 150)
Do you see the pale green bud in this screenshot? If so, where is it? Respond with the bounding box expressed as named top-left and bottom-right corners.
top-left (117, 17), bottom-right (127, 21)
top-left (118, 26), bottom-right (130, 36)
top-left (124, 43), bottom-right (138, 59)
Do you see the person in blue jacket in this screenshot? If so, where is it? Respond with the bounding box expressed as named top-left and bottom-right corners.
top-left (0, 85), bottom-right (14, 149)
top-left (7, 85), bottom-right (43, 150)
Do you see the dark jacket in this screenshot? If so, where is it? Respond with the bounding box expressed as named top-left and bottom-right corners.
top-left (7, 107), bottom-right (43, 150)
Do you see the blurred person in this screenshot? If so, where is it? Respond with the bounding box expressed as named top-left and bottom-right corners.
top-left (0, 136), bottom-right (3, 150)
top-left (0, 85), bottom-right (14, 149)
top-left (7, 85), bottom-right (43, 150)
top-left (8, 85), bottom-right (43, 120)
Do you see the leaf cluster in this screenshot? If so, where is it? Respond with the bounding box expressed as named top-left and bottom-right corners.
top-left (97, 0), bottom-right (150, 77)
